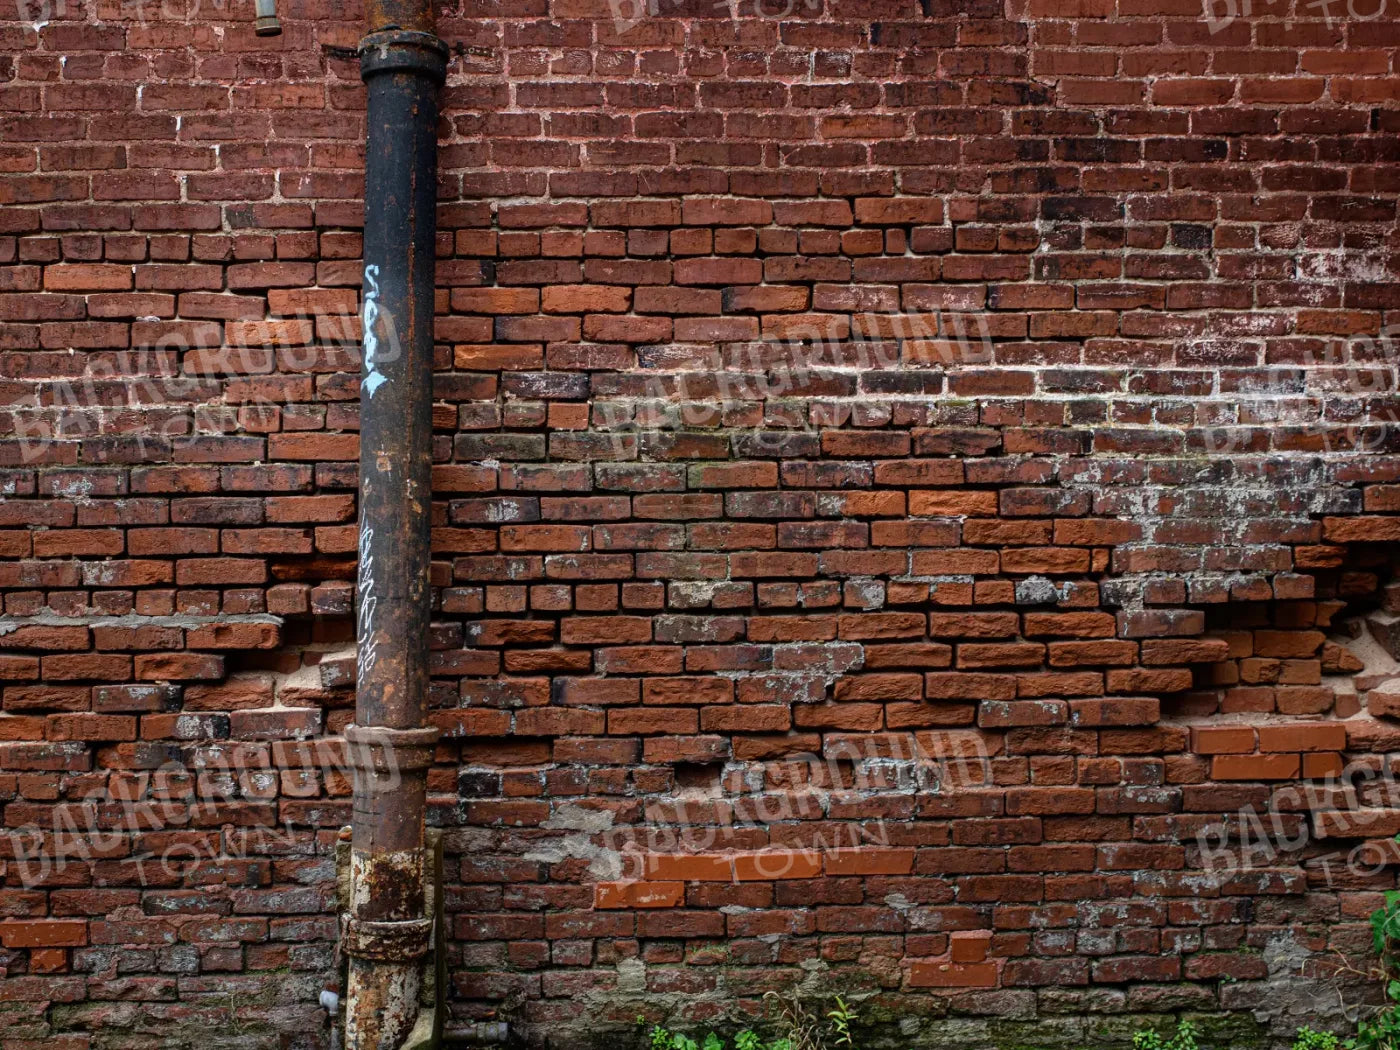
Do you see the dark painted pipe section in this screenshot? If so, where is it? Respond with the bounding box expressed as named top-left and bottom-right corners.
top-left (345, 5), bottom-right (446, 1047)
top-left (355, 28), bottom-right (443, 747)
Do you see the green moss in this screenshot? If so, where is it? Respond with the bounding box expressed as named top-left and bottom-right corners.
top-left (1189, 1012), bottom-right (1268, 1048)
top-left (988, 1018), bottom-right (1089, 1049)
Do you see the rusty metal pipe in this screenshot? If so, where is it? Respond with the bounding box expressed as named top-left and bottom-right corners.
top-left (346, 2), bottom-right (446, 1046)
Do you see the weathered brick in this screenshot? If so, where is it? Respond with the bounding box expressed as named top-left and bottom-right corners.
top-left (2, 14), bottom-right (1395, 1045)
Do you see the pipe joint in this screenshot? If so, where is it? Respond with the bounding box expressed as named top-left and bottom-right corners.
top-left (359, 29), bottom-right (448, 84)
top-left (341, 914), bottom-right (434, 963)
top-left (344, 724), bottom-right (439, 774)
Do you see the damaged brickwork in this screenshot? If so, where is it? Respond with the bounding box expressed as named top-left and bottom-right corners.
top-left (2, 0), bottom-right (1400, 1048)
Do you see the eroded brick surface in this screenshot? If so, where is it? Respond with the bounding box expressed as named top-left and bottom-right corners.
top-left (1, 1), bottom-right (1400, 1048)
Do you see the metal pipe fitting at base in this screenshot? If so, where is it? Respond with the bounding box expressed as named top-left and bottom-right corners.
top-left (346, 957), bottom-right (422, 1050)
top-left (343, 847), bottom-right (434, 1048)
top-left (347, 846), bottom-right (429, 930)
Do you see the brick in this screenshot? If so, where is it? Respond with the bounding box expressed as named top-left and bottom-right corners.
top-left (1212, 754), bottom-right (1302, 781)
top-left (1191, 726), bottom-right (1255, 755)
top-left (43, 264), bottom-right (132, 291)
top-left (542, 285), bottom-right (631, 313)
top-left (682, 198), bottom-right (773, 226)
top-left (908, 959), bottom-right (999, 988)
top-left (2, 626), bottom-right (90, 651)
top-left (855, 198), bottom-right (945, 225)
top-left (226, 319), bottom-right (315, 346)
top-left (732, 851), bottom-right (820, 881)
top-left (184, 621), bottom-right (280, 650)
top-left (1257, 724), bottom-right (1346, 753)
top-left (824, 849), bottom-right (915, 876)
top-left (0, 920), bottom-right (87, 948)
top-left (135, 653), bottom-right (225, 681)
top-left (594, 881), bottom-right (685, 909)
top-left (643, 854), bottom-right (735, 882)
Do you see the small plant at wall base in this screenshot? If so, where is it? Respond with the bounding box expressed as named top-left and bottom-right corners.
top-left (826, 998), bottom-right (855, 1048)
top-left (1326, 840), bottom-right (1400, 1050)
top-left (645, 1022), bottom-right (789, 1050)
top-left (639, 994), bottom-right (857, 1050)
top-left (1281, 849), bottom-right (1400, 1050)
top-left (1346, 881), bottom-right (1400, 1050)
top-left (1118, 851), bottom-right (1400, 1050)
top-left (1294, 1028), bottom-right (1341, 1050)
top-left (1133, 1020), bottom-right (1202, 1050)
top-left (641, 1006), bottom-right (1357, 1050)
top-left (1126, 1022), bottom-right (1341, 1050)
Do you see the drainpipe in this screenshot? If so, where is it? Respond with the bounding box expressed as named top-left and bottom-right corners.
top-left (344, 1), bottom-right (446, 1048)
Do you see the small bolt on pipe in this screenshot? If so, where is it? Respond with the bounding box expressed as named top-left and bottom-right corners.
top-left (343, 0), bottom-right (447, 1048)
top-left (253, 0), bottom-right (281, 36)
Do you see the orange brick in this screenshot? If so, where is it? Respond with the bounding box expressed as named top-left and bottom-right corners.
top-left (594, 881), bottom-right (685, 909)
top-left (1257, 724), bottom-right (1347, 753)
top-left (1212, 754), bottom-right (1301, 781)
top-left (0, 920), bottom-right (87, 948)
top-left (29, 947), bottom-right (68, 973)
top-left (1302, 752), bottom-right (1345, 779)
top-left (1190, 726), bottom-right (1256, 755)
top-left (823, 849), bottom-right (916, 877)
top-left (643, 854), bottom-right (734, 882)
top-left (949, 931), bottom-right (993, 964)
top-left (732, 850), bottom-right (821, 882)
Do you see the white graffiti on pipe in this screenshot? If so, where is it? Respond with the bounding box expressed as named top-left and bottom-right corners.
top-left (362, 264), bottom-right (387, 398)
top-left (356, 525), bottom-right (378, 682)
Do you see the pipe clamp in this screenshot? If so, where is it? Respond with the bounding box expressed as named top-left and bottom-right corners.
top-left (359, 29), bottom-right (449, 84)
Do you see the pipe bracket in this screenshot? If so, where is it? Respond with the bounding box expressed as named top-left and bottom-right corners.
top-left (359, 29), bottom-right (449, 84)
top-left (344, 723), bottom-right (439, 774)
top-left (341, 914), bottom-right (434, 963)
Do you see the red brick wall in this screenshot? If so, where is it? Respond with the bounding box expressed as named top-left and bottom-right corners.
top-left (2, 0), bottom-right (1400, 1046)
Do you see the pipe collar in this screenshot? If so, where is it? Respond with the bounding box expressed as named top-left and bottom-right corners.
top-left (341, 914), bottom-right (434, 963)
top-left (343, 724), bottom-right (440, 773)
top-left (358, 29), bottom-right (449, 84)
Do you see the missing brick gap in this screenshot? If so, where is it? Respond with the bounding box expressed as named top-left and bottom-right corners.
top-left (1175, 549), bottom-right (1400, 791)
top-left (672, 761), bottom-right (724, 798)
